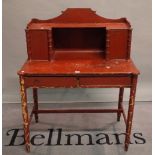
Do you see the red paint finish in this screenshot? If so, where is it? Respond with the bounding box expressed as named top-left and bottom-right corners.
top-left (17, 8), bottom-right (140, 152)
top-left (52, 28), bottom-right (106, 50)
top-left (79, 77), bottom-right (131, 87)
top-left (108, 29), bottom-right (129, 59)
top-left (18, 59), bottom-right (139, 76)
top-left (26, 30), bottom-right (49, 60)
top-left (24, 77), bottom-right (77, 88)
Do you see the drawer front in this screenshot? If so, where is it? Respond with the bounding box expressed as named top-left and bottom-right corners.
top-left (79, 77), bottom-right (131, 87)
top-left (24, 76), bottom-right (131, 88)
top-left (24, 77), bottom-right (77, 88)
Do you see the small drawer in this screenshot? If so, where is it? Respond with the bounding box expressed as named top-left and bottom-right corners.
top-left (24, 77), bottom-right (77, 88)
top-left (79, 76), bottom-right (131, 87)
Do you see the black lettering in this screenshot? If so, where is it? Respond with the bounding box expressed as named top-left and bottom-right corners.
top-left (5, 129), bottom-right (25, 146)
top-left (56, 128), bottom-right (62, 145)
top-left (65, 134), bottom-right (94, 145)
top-left (96, 133), bottom-right (113, 145)
top-left (113, 133), bottom-right (126, 144)
top-left (31, 134), bottom-right (45, 146)
top-left (45, 129), bottom-right (54, 145)
top-left (134, 133), bottom-right (146, 144)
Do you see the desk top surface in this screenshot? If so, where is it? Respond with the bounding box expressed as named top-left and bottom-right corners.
top-left (18, 52), bottom-right (139, 76)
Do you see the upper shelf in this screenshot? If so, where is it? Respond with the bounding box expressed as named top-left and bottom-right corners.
top-left (27, 8), bottom-right (131, 30)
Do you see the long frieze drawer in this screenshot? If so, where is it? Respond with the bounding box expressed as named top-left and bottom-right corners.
top-left (24, 77), bottom-right (77, 88)
top-left (79, 77), bottom-right (131, 87)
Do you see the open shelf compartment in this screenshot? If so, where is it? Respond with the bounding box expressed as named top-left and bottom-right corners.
top-left (52, 27), bottom-right (106, 60)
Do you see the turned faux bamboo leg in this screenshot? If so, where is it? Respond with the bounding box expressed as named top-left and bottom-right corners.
top-left (124, 75), bottom-right (138, 151)
top-left (33, 88), bottom-right (39, 123)
top-left (20, 76), bottom-right (30, 152)
top-left (117, 87), bottom-right (124, 121)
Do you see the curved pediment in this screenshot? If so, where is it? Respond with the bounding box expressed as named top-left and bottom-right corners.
top-left (27, 8), bottom-right (131, 29)
top-left (30, 8), bottom-right (129, 23)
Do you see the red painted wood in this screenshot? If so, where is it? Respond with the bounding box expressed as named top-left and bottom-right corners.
top-left (18, 8), bottom-right (140, 152)
top-left (53, 28), bottom-right (106, 50)
top-left (24, 76), bottom-right (131, 88)
top-left (24, 77), bottom-right (77, 88)
top-left (25, 8), bottom-right (133, 61)
top-left (79, 77), bottom-right (131, 86)
top-left (108, 29), bottom-right (129, 59)
top-left (27, 8), bottom-right (130, 29)
top-left (18, 59), bottom-right (139, 76)
top-left (27, 30), bottom-right (49, 60)
top-left (33, 109), bottom-right (123, 113)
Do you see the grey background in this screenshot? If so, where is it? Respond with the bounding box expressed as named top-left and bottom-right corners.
top-left (3, 0), bottom-right (152, 103)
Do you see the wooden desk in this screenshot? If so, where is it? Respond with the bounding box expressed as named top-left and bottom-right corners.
top-left (18, 8), bottom-right (140, 152)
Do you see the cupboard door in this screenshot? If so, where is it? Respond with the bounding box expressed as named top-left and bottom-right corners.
top-left (26, 30), bottom-right (49, 60)
top-left (107, 29), bottom-right (130, 59)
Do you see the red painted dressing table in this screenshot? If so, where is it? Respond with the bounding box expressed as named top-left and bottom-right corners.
top-left (17, 8), bottom-right (140, 152)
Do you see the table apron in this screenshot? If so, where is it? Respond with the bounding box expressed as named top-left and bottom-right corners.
top-left (24, 76), bottom-right (132, 88)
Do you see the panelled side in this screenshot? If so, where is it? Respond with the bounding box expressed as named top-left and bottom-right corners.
top-left (25, 30), bottom-right (49, 60)
top-left (106, 29), bottom-right (131, 59)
